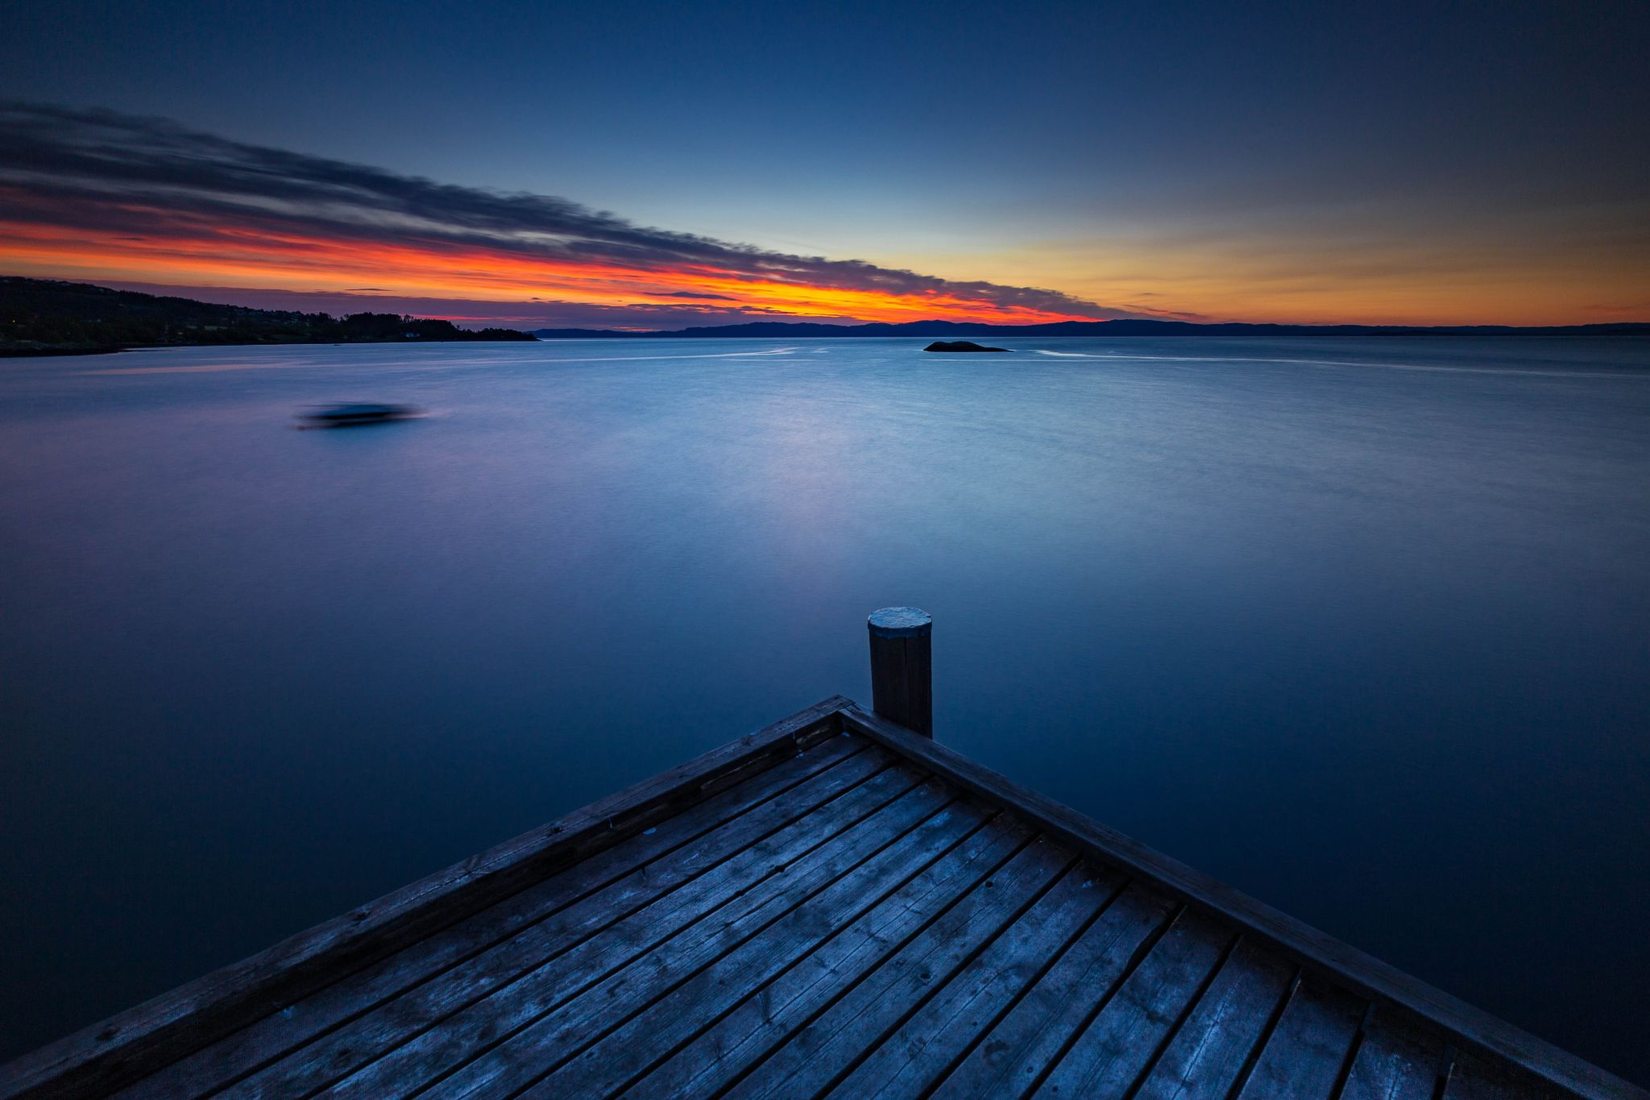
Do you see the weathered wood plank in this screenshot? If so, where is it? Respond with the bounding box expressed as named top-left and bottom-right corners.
top-left (828, 864), bottom-right (1115, 1098)
top-left (928, 881), bottom-right (1178, 1099)
top-left (227, 757), bottom-right (927, 1098)
top-left (1234, 975), bottom-right (1363, 1099)
top-left (613, 818), bottom-right (1034, 1099)
top-left (1031, 908), bottom-right (1233, 1097)
top-left (722, 837), bottom-right (1077, 1100)
top-left (329, 777), bottom-right (981, 1098)
top-left (1340, 1005), bottom-right (1447, 1100)
top-left (116, 735), bottom-right (874, 1099)
top-left (527, 823), bottom-right (1051, 1099)
top-left (1131, 938), bottom-right (1295, 1100)
top-left (841, 703), bottom-right (1637, 1100)
top-left (0, 696), bottom-right (853, 1100)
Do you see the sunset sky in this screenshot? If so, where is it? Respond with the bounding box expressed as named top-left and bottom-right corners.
top-left (3, 1), bottom-right (1647, 328)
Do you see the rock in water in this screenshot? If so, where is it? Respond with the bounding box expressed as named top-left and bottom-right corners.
top-left (923, 340), bottom-right (1009, 353)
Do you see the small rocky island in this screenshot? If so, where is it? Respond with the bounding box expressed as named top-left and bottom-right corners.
top-left (923, 340), bottom-right (1009, 353)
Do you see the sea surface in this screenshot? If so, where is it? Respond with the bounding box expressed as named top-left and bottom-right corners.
top-left (1, 335), bottom-right (1647, 1082)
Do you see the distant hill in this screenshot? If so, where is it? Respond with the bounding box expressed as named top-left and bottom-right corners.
top-left (6, 278), bottom-right (1641, 355)
top-left (536, 318), bottom-right (1650, 339)
top-left (0, 277), bottom-right (536, 356)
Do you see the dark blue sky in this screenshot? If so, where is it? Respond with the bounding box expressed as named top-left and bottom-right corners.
top-left (4, 0), bottom-right (1647, 323)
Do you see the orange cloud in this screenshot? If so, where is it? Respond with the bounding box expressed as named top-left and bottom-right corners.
top-left (0, 218), bottom-right (1092, 326)
top-left (0, 105), bottom-right (1122, 327)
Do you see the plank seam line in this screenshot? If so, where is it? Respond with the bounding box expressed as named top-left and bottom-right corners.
top-left (291, 760), bottom-right (921, 1099)
top-left (840, 708), bottom-right (1650, 1100)
top-left (395, 779), bottom-right (959, 1099)
top-left (806, 851), bottom-right (1085, 1099)
top-left (495, 790), bottom-right (987, 1100)
top-left (371, 769), bottom-right (935, 1100)
top-left (1222, 966), bottom-right (1302, 1100)
top-left (916, 867), bottom-right (1132, 1100)
top-left (0, 704), bottom-right (850, 1100)
top-left (702, 827), bottom-right (1037, 1100)
top-left (185, 739), bottom-right (878, 1097)
top-left (1018, 897), bottom-right (1185, 1100)
top-left (1121, 928), bottom-right (1245, 1100)
top-left (605, 811), bottom-right (1020, 1100)
top-left (1328, 1001), bottom-right (1376, 1100)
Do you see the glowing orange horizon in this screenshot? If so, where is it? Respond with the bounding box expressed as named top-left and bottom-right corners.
top-left (0, 214), bottom-right (1099, 327)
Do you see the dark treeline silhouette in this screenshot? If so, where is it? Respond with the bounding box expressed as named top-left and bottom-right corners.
top-left (0, 278), bottom-right (535, 355)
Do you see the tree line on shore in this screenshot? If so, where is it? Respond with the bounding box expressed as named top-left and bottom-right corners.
top-left (1, 277), bottom-right (535, 355)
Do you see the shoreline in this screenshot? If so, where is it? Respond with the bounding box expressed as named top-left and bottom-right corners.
top-left (0, 334), bottom-right (539, 359)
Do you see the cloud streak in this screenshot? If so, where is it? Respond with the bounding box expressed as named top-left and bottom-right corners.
top-left (92, 281), bottom-right (902, 330)
top-left (0, 102), bottom-right (1145, 326)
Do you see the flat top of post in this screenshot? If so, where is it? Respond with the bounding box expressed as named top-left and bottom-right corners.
top-left (868, 606), bottom-right (932, 638)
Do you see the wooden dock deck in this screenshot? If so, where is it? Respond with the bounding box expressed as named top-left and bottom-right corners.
top-left (2, 615), bottom-right (1642, 1099)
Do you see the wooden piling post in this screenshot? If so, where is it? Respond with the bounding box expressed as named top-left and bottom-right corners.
top-left (867, 607), bottom-right (933, 737)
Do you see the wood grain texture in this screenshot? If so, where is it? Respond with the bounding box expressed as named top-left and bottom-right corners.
top-left (0, 697), bottom-right (852, 1100)
top-left (282, 766), bottom-right (944, 1098)
top-left (117, 734), bottom-right (873, 1099)
top-left (838, 702), bottom-right (1642, 1100)
top-left (1340, 1005), bottom-right (1449, 1100)
top-left (927, 880), bottom-right (1176, 1099)
top-left (1131, 938), bottom-right (1295, 1100)
top-left (1234, 975), bottom-right (1363, 1099)
top-left (1031, 908), bottom-right (1234, 1097)
top-left (525, 812), bottom-right (1019, 1099)
top-left (223, 745), bottom-right (904, 1096)
top-left (615, 817), bottom-right (1033, 1098)
top-left (722, 837), bottom-right (1077, 1100)
top-left (419, 781), bottom-right (987, 1098)
top-left (830, 863), bottom-right (1115, 1099)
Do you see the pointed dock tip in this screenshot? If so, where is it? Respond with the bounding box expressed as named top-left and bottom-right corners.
top-left (868, 607), bottom-right (932, 638)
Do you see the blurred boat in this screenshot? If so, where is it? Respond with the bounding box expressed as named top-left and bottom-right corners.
top-left (298, 403), bottom-right (419, 428)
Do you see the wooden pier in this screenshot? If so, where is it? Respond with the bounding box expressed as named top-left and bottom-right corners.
top-left (2, 610), bottom-right (1641, 1099)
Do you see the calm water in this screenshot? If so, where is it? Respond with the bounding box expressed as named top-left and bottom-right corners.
top-left (2, 336), bottom-right (1647, 1081)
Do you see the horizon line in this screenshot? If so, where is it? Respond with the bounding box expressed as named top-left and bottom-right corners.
top-left (527, 316), bottom-right (1650, 335)
top-left (6, 275), bottom-right (1648, 336)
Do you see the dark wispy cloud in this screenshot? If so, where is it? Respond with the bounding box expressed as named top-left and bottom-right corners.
top-left (0, 102), bottom-right (1151, 323)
